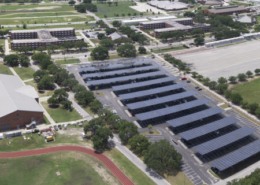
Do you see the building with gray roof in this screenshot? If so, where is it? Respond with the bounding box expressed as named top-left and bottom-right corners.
top-left (107, 32), bottom-right (128, 41)
top-left (148, 0), bottom-right (190, 11)
top-left (202, 6), bottom-right (247, 15)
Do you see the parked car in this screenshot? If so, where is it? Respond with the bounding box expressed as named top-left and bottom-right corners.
top-left (197, 88), bottom-right (202, 91)
top-left (54, 126), bottom-right (58, 131)
top-left (32, 129), bottom-right (39, 133)
top-left (186, 80), bottom-right (191, 83)
top-left (58, 125), bottom-right (62, 130)
top-left (195, 86), bottom-right (200, 89)
top-left (181, 77), bottom-right (187, 80)
top-left (112, 109), bottom-right (117, 114)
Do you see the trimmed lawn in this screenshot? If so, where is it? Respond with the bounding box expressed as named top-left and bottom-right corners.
top-left (166, 172), bottom-right (193, 185)
top-left (0, 11), bottom-right (80, 18)
top-left (152, 46), bottom-right (187, 54)
top-left (83, 106), bottom-right (95, 116)
top-left (219, 103), bottom-right (229, 109)
top-left (56, 58), bottom-right (80, 65)
top-left (95, 2), bottom-right (140, 18)
top-left (0, 38), bottom-right (4, 46)
top-left (42, 102), bottom-right (82, 123)
top-left (0, 151), bottom-right (121, 185)
top-left (0, 4), bottom-right (74, 12)
top-left (25, 80), bottom-right (54, 97)
top-left (13, 66), bottom-right (35, 80)
top-left (43, 114), bottom-right (51, 125)
top-left (0, 64), bottom-right (13, 75)
top-left (105, 148), bottom-right (156, 185)
top-left (232, 78), bottom-right (260, 104)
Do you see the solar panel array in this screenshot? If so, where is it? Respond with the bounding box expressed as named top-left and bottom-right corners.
top-left (87, 70), bottom-right (167, 86)
top-left (210, 139), bottom-right (260, 171)
top-left (193, 127), bottom-right (256, 155)
top-left (112, 76), bottom-right (177, 91)
top-left (120, 84), bottom-right (187, 100)
top-left (82, 65), bottom-right (160, 79)
top-left (79, 60), bottom-right (152, 72)
top-left (179, 117), bottom-right (239, 141)
top-left (135, 98), bottom-right (210, 121)
top-left (126, 91), bottom-right (197, 110)
top-left (167, 107), bottom-right (224, 128)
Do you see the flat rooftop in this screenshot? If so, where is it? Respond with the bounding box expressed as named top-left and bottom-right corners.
top-left (9, 27), bottom-right (74, 33)
top-left (208, 6), bottom-right (246, 13)
top-left (11, 36), bottom-right (82, 43)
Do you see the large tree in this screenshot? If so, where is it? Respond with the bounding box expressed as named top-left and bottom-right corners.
top-left (37, 76), bottom-right (54, 90)
top-left (129, 135), bottom-right (151, 156)
top-left (91, 127), bottom-right (113, 150)
top-left (75, 90), bottom-right (95, 106)
top-left (100, 38), bottom-right (114, 49)
top-left (106, 114), bottom-right (120, 130)
top-left (33, 70), bottom-right (48, 82)
top-left (75, 41), bottom-right (88, 51)
top-left (118, 120), bottom-right (138, 144)
top-left (117, 44), bottom-right (136, 57)
top-left (19, 54), bottom-right (30, 67)
top-left (84, 118), bottom-right (104, 136)
top-left (52, 89), bottom-right (68, 103)
top-left (17, 46), bottom-right (33, 54)
top-left (89, 99), bottom-right (102, 114)
top-left (3, 54), bottom-right (19, 66)
top-left (31, 52), bottom-right (52, 69)
top-left (112, 20), bottom-right (121, 28)
top-left (90, 46), bottom-right (109, 60)
top-left (144, 140), bottom-right (182, 175)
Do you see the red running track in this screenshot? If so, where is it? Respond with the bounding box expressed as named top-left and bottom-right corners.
top-left (0, 145), bottom-right (134, 185)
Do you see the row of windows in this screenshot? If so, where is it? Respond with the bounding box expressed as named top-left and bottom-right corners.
top-left (0, 116), bottom-right (40, 125)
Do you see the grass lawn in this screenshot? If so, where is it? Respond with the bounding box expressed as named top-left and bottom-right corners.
top-left (0, 4), bottom-right (74, 12)
top-left (0, 151), bottom-right (121, 185)
top-left (105, 148), bottom-right (156, 185)
top-left (141, 130), bottom-right (161, 136)
top-left (13, 66), bottom-right (35, 80)
top-left (219, 103), bottom-right (229, 109)
top-left (0, 64), bottom-right (13, 75)
top-left (232, 78), bottom-right (260, 104)
top-left (43, 114), bottom-right (51, 125)
top-left (25, 80), bottom-right (54, 97)
top-left (56, 58), bottom-right (80, 65)
top-left (166, 172), bottom-right (193, 185)
top-left (0, 11), bottom-right (80, 18)
top-left (152, 46), bottom-right (187, 54)
top-left (0, 38), bottom-right (4, 46)
top-left (95, 2), bottom-right (140, 18)
top-left (83, 106), bottom-right (95, 116)
top-left (90, 38), bottom-right (100, 44)
top-left (0, 16), bottom-right (93, 25)
top-left (42, 102), bottom-right (82, 123)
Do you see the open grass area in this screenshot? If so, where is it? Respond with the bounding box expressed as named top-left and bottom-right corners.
top-left (0, 11), bottom-right (80, 18)
top-left (0, 64), bottom-right (13, 75)
top-left (56, 58), bottom-right (80, 65)
top-left (152, 46), bottom-right (187, 54)
top-left (219, 103), bottom-right (229, 109)
top-left (42, 102), bottom-right (82, 123)
top-left (0, 4), bottom-right (74, 12)
top-left (232, 78), bottom-right (260, 104)
top-left (0, 16), bottom-right (93, 25)
top-left (13, 66), bottom-right (35, 80)
top-left (0, 38), bottom-right (4, 46)
top-left (25, 80), bottom-right (54, 97)
top-left (166, 172), bottom-right (193, 185)
top-left (95, 2), bottom-right (140, 18)
top-left (43, 114), bottom-right (51, 125)
top-left (141, 130), bottom-right (161, 136)
top-left (0, 151), bottom-right (120, 185)
top-left (105, 148), bottom-right (156, 185)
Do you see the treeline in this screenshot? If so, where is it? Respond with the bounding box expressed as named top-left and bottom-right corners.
top-left (164, 54), bottom-right (191, 72)
top-left (119, 26), bottom-right (147, 45)
top-left (75, 0), bottom-right (97, 13)
top-left (227, 168), bottom-right (260, 185)
top-left (0, 0), bottom-right (40, 3)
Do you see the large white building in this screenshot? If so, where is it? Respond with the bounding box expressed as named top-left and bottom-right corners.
top-left (148, 0), bottom-right (190, 11)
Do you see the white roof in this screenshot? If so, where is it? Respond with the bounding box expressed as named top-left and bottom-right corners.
top-left (121, 19), bottom-right (149, 23)
top-left (0, 74), bottom-right (43, 117)
top-left (148, 0), bottom-right (189, 10)
top-left (108, 32), bottom-right (128, 41)
top-left (236, 15), bottom-right (255, 23)
top-left (151, 16), bottom-right (177, 21)
top-left (9, 27), bottom-right (74, 33)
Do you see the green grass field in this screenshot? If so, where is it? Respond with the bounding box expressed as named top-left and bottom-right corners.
top-left (0, 64), bottom-right (13, 75)
top-left (95, 2), bottom-right (141, 18)
top-left (56, 58), bottom-right (80, 65)
top-left (152, 46), bottom-right (187, 54)
top-left (0, 38), bottom-right (5, 46)
top-left (43, 114), bottom-right (51, 125)
top-left (25, 80), bottom-right (54, 97)
top-left (42, 102), bottom-right (82, 123)
top-left (232, 78), bottom-right (260, 104)
top-left (0, 4), bottom-right (74, 12)
top-left (0, 11), bottom-right (79, 18)
top-left (13, 66), bottom-right (35, 80)
top-left (0, 151), bottom-right (121, 185)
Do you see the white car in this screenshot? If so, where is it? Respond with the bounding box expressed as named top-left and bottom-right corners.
top-left (112, 109), bottom-right (117, 114)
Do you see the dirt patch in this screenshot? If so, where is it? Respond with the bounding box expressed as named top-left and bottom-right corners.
top-left (17, 6), bottom-right (61, 10)
top-left (58, 128), bottom-right (83, 136)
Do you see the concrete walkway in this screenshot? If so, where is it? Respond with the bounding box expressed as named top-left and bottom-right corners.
top-left (79, 31), bottom-right (95, 47)
top-left (110, 134), bottom-right (170, 185)
top-left (23, 78), bottom-right (34, 83)
top-left (5, 39), bottom-right (9, 55)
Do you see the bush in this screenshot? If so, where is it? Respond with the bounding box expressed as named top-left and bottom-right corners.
top-left (230, 93), bottom-right (243, 105)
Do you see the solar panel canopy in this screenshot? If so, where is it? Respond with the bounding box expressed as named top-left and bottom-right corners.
top-left (167, 107), bottom-right (224, 128)
top-left (193, 127), bottom-right (255, 155)
top-left (120, 83), bottom-right (186, 100)
top-left (126, 91), bottom-right (197, 110)
top-left (87, 70), bottom-right (166, 86)
top-left (112, 76), bottom-right (176, 91)
top-left (135, 98), bottom-right (210, 121)
top-left (210, 139), bottom-right (260, 171)
top-left (82, 65), bottom-right (159, 79)
top-left (179, 116), bottom-right (238, 141)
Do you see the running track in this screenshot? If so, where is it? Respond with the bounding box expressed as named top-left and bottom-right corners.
top-left (0, 145), bottom-right (134, 185)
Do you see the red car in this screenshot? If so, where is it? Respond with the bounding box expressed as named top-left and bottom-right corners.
top-left (181, 77), bottom-right (187, 80)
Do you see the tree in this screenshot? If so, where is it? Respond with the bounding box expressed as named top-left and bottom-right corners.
top-left (33, 70), bottom-right (48, 82)
top-left (107, 2), bottom-right (112, 6)
top-left (118, 121), bottom-right (138, 144)
top-left (92, 126), bottom-right (113, 150)
top-left (84, 118), bottom-right (104, 136)
top-left (97, 33), bottom-right (106, 40)
top-left (37, 76), bottom-right (54, 90)
top-left (47, 64), bottom-right (59, 74)
top-left (0, 45), bottom-right (4, 55)
top-left (216, 83), bottom-right (228, 94)
top-left (19, 54), bottom-right (30, 67)
top-left (112, 20), bottom-right (121, 28)
top-left (255, 108), bottom-right (260, 117)
top-left (224, 90), bottom-right (232, 99)
top-left (100, 38), bottom-right (114, 49)
top-left (75, 90), bottom-right (95, 106)
top-left (237, 73), bottom-right (247, 81)
top-left (194, 36), bottom-right (204, 46)
top-left (52, 89), bottom-right (68, 103)
top-left (37, 46), bottom-right (45, 52)
top-left (138, 46), bottom-right (146, 54)
top-left (148, 124), bottom-right (152, 133)
top-left (208, 81), bottom-right (217, 90)
top-left (191, 71), bottom-right (198, 78)
top-left (114, 2), bottom-right (118, 6)
top-left (228, 76), bottom-right (237, 84)
top-left (197, 75), bottom-right (203, 81)
top-left (17, 46), bottom-right (32, 54)
top-left (61, 100), bottom-right (72, 110)
top-left (191, 29), bottom-right (204, 37)
top-left (89, 99), bottom-right (102, 113)
top-left (184, 11), bottom-right (195, 17)
top-left (68, 0), bottom-right (76, 5)
top-left (254, 69), bottom-right (260, 75)
top-left (144, 140), bottom-right (182, 175)
top-left (218, 77), bottom-right (228, 84)
top-left (203, 77), bottom-right (210, 86)
top-left (248, 103), bottom-right (259, 114)
top-left (106, 114), bottom-right (120, 130)
top-left (90, 46), bottom-right (109, 60)
top-left (61, 79), bottom-right (78, 90)
top-left (61, 42), bottom-right (74, 52)
top-left (105, 28), bottom-right (116, 35)
top-left (3, 54), bottom-right (19, 67)
top-left (129, 135), bottom-right (151, 156)
top-left (246, 70), bottom-right (253, 78)
top-left (72, 84), bottom-right (86, 93)
top-left (230, 93), bottom-right (243, 105)
top-left (117, 44), bottom-right (136, 57)
top-left (31, 52), bottom-right (52, 69)
top-left (75, 41), bottom-right (88, 51)
top-left (47, 97), bottom-right (59, 107)
top-left (47, 45), bottom-right (59, 53)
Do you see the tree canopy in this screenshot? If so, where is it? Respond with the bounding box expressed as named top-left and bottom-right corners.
top-left (90, 46), bottom-right (109, 60)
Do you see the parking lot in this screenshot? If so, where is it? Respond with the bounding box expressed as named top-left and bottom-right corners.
top-left (176, 40), bottom-right (260, 81)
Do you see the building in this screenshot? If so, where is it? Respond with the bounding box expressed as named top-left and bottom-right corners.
top-left (108, 32), bottom-right (128, 41)
top-left (150, 16), bottom-right (177, 21)
top-left (0, 74), bottom-right (43, 131)
top-left (148, 0), bottom-right (190, 11)
top-left (235, 15), bottom-right (257, 24)
top-left (197, 0), bottom-right (223, 6)
top-left (9, 28), bottom-right (83, 50)
top-left (121, 18), bottom-right (149, 25)
top-left (140, 18), bottom-right (211, 38)
top-left (202, 6), bottom-right (247, 15)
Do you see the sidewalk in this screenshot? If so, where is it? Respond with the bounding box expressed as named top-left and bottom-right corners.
top-left (79, 31), bottom-right (95, 47)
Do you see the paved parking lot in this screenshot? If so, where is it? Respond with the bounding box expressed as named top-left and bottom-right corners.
top-left (176, 40), bottom-right (260, 81)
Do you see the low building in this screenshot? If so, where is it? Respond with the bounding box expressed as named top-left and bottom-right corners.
top-left (121, 18), bottom-right (149, 25)
top-left (0, 74), bottom-right (43, 131)
top-left (148, 0), bottom-right (190, 11)
top-left (140, 18), bottom-right (210, 38)
top-left (9, 28), bottom-right (83, 50)
top-left (151, 16), bottom-right (177, 21)
top-left (108, 32), bottom-right (128, 41)
top-left (235, 15), bottom-right (257, 24)
top-left (202, 6), bottom-right (247, 15)
top-left (197, 0), bottom-right (223, 5)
